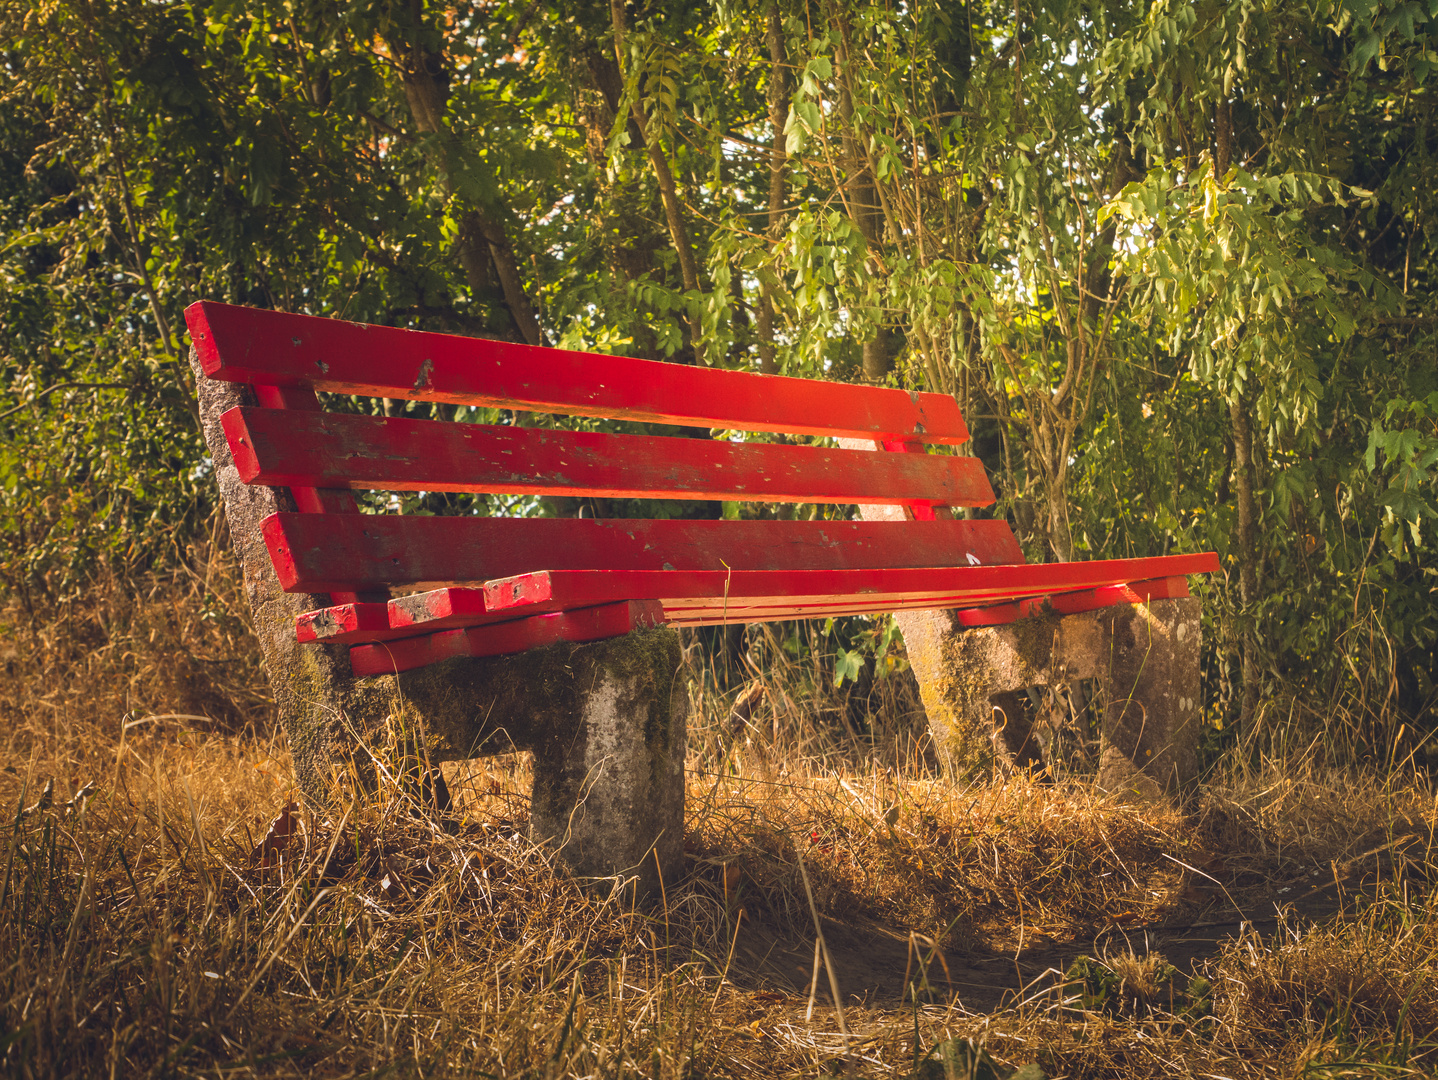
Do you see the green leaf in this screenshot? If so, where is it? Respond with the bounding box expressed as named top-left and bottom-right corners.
top-left (1352, 31), bottom-right (1384, 72)
top-left (833, 648), bottom-right (863, 686)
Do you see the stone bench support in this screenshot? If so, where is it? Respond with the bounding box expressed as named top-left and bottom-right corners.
top-left (842, 460), bottom-right (1204, 800)
top-left (894, 597), bottom-right (1201, 797)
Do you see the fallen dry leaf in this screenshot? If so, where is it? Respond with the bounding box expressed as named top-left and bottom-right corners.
top-left (65, 781), bottom-right (96, 812)
top-left (251, 800), bottom-right (300, 868)
top-left (379, 855), bottom-right (409, 901)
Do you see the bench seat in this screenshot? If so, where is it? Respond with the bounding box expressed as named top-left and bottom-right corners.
top-left (297, 563), bottom-right (1207, 674)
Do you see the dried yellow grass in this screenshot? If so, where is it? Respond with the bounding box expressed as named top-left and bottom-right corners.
top-left (1, 553), bottom-right (1436, 1077)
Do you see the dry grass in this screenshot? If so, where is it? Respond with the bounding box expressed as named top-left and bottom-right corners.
top-left (1, 555), bottom-right (1437, 1078)
top-left (0, 533), bottom-right (269, 737)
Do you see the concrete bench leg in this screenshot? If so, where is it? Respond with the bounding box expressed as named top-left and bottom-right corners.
top-left (1091, 597), bottom-right (1202, 798)
top-left (527, 633), bottom-right (687, 894)
top-left (367, 631), bottom-right (689, 895)
top-left (843, 491), bottom-right (1202, 797)
top-left (384, 631), bottom-right (689, 895)
top-left (892, 598), bottom-right (1202, 798)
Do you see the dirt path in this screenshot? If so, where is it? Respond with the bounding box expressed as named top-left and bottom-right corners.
top-left (723, 883), bottom-right (1357, 1013)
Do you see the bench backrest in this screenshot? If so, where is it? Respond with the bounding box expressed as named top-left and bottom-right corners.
top-left (186, 300), bottom-right (1027, 600)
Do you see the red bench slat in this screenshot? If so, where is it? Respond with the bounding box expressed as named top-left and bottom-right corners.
top-left (661, 588), bottom-right (1191, 626)
top-left (349, 600), bottom-right (666, 676)
top-left (294, 595), bottom-right (530, 643)
top-left (481, 560), bottom-right (1215, 614)
top-left (295, 601), bottom-right (392, 642)
top-left (295, 563), bottom-right (1213, 645)
top-left (950, 576), bottom-right (1192, 627)
top-left (186, 301), bottom-right (968, 444)
top-left (222, 407), bottom-right (996, 507)
top-left (656, 575), bottom-right (1193, 626)
top-left (260, 513), bottom-right (1030, 593)
top-left (388, 587), bottom-right (490, 631)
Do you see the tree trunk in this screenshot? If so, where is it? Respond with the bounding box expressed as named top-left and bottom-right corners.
top-left (579, 49), bottom-right (665, 360)
top-left (1229, 394), bottom-right (1262, 727)
top-left (756, 0), bottom-right (787, 375)
top-left (1045, 457), bottom-right (1075, 563)
top-left (395, 36), bottom-right (544, 347)
top-left (831, 10), bottom-right (890, 380)
top-left (1214, 96), bottom-right (1233, 177)
top-left (465, 205), bottom-right (544, 347)
top-left (609, 0), bottom-right (706, 365)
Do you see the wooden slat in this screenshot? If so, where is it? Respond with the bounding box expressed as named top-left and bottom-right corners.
top-left (950, 600), bottom-right (1042, 628)
top-left (296, 593), bottom-right (504, 645)
top-left (658, 576), bottom-right (1195, 627)
top-left (222, 406), bottom-right (996, 507)
top-left (186, 301), bottom-right (969, 444)
top-left (388, 587), bottom-right (490, 631)
top-left (260, 513), bottom-right (1031, 593)
top-left (950, 576), bottom-right (1191, 627)
top-left (349, 600), bottom-right (666, 676)
top-left (1048, 575), bottom-right (1190, 614)
top-left (309, 592), bottom-right (1010, 644)
top-left (313, 594), bottom-right (967, 643)
top-left (660, 600), bottom-right (982, 626)
top-left (291, 587), bottom-right (515, 648)
top-left (480, 558), bottom-right (1218, 615)
top-left (296, 601), bottom-right (391, 643)
top-left (299, 571), bottom-right (1204, 645)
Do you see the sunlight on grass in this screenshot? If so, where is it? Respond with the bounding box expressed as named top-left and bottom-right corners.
top-left (0, 565), bottom-right (1435, 1077)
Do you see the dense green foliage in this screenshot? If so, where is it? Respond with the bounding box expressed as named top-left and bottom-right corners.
top-left (2, 0), bottom-right (1435, 745)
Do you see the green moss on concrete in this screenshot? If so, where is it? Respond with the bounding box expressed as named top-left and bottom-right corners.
top-left (914, 613), bottom-right (1064, 778)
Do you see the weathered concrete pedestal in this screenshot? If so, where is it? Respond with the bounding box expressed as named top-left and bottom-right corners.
top-left (393, 634), bottom-right (687, 894)
top-left (192, 350), bottom-right (687, 895)
top-left (839, 446), bottom-right (1203, 800)
top-left (894, 598), bottom-right (1201, 798)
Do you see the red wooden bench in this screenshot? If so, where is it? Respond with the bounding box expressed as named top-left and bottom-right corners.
top-left (186, 301), bottom-right (1216, 674)
top-left (185, 301), bottom-right (1218, 889)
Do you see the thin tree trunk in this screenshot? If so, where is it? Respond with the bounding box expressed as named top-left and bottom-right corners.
top-left (610, 0), bottom-right (705, 364)
top-left (1046, 461), bottom-right (1074, 562)
top-left (579, 50), bottom-right (665, 360)
top-left (756, 0), bottom-right (787, 375)
top-left (1229, 394), bottom-right (1262, 726)
top-left (464, 207), bottom-right (544, 347)
top-left (396, 37), bottom-right (544, 346)
top-left (1213, 94), bottom-right (1259, 722)
top-left (1214, 96), bottom-right (1233, 177)
top-left (831, 10), bottom-right (890, 380)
